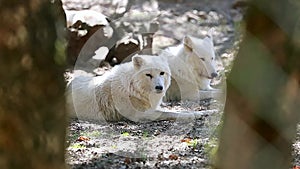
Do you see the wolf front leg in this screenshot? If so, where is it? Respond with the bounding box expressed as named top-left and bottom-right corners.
top-left (154, 109), bottom-right (218, 121)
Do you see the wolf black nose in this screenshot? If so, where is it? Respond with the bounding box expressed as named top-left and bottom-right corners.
top-left (155, 85), bottom-right (163, 91)
top-left (211, 72), bottom-right (218, 78)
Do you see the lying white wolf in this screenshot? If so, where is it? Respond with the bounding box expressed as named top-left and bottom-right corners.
top-left (66, 54), bottom-right (171, 122)
top-left (163, 33), bottom-right (219, 101)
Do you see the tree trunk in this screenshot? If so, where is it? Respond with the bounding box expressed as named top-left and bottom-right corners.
top-left (216, 0), bottom-right (300, 169)
top-left (0, 1), bottom-right (67, 169)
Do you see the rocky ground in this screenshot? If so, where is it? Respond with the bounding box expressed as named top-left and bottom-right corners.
top-left (62, 0), bottom-right (300, 168)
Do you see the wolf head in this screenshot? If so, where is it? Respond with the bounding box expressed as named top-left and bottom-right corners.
top-left (131, 55), bottom-right (171, 95)
top-left (183, 34), bottom-right (218, 80)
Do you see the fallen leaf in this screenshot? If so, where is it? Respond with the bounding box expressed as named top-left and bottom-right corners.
top-left (169, 154), bottom-right (178, 160)
top-left (124, 157), bottom-right (131, 164)
top-left (77, 136), bottom-right (90, 142)
top-left (180, 138), bottom-right (191, 143)
top-left (293, 166), bottom-right (300, 169)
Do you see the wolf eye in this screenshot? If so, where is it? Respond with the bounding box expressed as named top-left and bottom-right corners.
top-left (145, 73), bottom-right (153, 78)
top-left (160, 72), bottom-right (165, 75)
top-left (200, 58), bottom-right (205, 61)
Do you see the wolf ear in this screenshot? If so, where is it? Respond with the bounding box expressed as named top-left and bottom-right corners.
top-left (206, 29), bottom-right (213, 39)
top-left (204, 29), bottom-right (214, 45)
top-left (183, 36), bottom-right (193, 52)
top-left (132, 55), bottom-right (145, 70)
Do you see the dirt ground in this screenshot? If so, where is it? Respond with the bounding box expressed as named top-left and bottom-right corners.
top-left (62, 0), bottom-right (300, 168)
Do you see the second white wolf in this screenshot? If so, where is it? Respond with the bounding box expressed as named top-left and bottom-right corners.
top-left (163, 33), bottom-right (219, 101)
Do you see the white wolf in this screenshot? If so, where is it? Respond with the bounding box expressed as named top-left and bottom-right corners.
top-left (163, 33), bottom-right (219, 101)
top-left (66, 54), bottom-right (171, 122)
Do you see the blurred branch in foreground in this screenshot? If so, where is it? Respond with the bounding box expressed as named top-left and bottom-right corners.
top-left (0, 1), bottom-right (67, 169)
top-left (216, 0), bottom-right (300, 169)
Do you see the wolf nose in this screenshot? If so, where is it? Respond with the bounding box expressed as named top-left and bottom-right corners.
top-left (155, 85), bottom-right (163, 91)
top-left (211, 72), bottom-right (218, 78)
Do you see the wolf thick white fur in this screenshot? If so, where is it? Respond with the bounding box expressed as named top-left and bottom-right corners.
top-left (163, 33), bottom-right (218, 101)
top-left (66, 55), bottom-right (171, 122)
